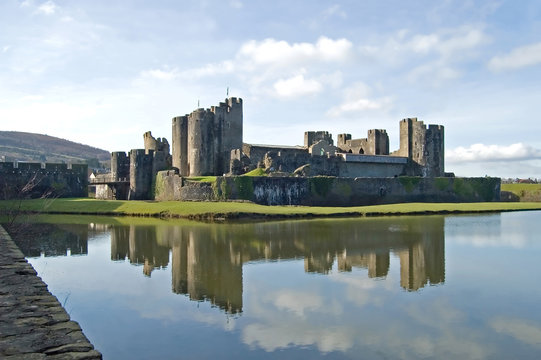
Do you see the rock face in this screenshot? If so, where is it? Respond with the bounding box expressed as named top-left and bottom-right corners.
top-left (0, 226), bottom-right (102, 359)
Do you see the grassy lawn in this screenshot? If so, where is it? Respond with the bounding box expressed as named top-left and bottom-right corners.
top-left (185, 176), bottom-right (217, 183)
top-left (243, 168), bottom-right (267, 176)
top-left (501, 183), bottom-right (541, 201)
top-left (1, 198), bottom-right (541, 220)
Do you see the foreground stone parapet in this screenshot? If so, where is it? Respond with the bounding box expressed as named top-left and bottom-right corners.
top-left (0, 226), bottom-right (102, 359)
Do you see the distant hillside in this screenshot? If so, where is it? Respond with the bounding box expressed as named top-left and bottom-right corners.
top-left (0, 131), bottom-right (110, 167)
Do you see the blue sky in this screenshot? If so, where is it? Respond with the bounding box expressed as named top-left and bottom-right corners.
top-left (1, 0), bottom-right (541, 178)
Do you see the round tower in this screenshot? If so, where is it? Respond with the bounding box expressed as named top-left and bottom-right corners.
top-left (188, 109), bottom-right (215, 176)
top-left (111, 151), bottom-right (129, 181)
top-left (172, 116), bottom-right (188, 176)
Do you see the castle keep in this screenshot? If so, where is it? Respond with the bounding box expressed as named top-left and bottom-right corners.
top-left (93, 96), bottom-right (499, 205)
top-left (171, 97), bottom-right (242, 176)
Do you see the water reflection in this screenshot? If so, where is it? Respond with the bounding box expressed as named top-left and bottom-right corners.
top-left (15, 224), bottom-right (89, 257)
top-left (20, 216), bottom-right (445, 314)
top-left (12, 212), bottom-right (541, 359)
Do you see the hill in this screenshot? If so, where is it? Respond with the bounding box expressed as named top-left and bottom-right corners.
top-left (0, 131), bottom-right (110, 167)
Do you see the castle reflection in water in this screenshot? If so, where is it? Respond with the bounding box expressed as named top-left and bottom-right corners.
top-left (21, 217), bottom-right (446, 314)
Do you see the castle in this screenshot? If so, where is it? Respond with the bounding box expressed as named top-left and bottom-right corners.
top-left (91, 96), bottom-right (499, 205)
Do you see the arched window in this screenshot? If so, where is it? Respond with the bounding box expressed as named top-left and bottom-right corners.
top-left (359, 148), bottom-right (364, 154)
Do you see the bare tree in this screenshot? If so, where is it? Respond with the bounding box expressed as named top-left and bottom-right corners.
top-left (1, 173), bottom-right (54, 233)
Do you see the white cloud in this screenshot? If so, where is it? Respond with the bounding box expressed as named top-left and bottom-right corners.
top-left (362, 26), bottom-right (489, 68)
top-left (187, 61), bottom-right (235, 78)
top-left (37, 0), bottom-right (57, 15)
top-left (327, 82), bottom-right (391, 117)
top-left (491, 317), bottom-right (541, 346)
top-left (243, 323), bottom-right (353, 353)
top-left (488, 42), bottom-right (541, 72)
top-left (238, 36), bottom-right (352, 67)
top-left (408, 34), bottom-right (439, 54)
top-left (273, 74), bottom-right (323, 98)
top-left (446, 143), bottom-right (541, 163)
top-left (138, 61), bottom-right (235, 82)
top-left (140, 68), bottom-right (180, 81)
top-left (435, 27), bottom-right (487, 58)
top-left (273, 290), bottom-right (323, 317)
top-left (404, 26), bottom-right (488, 58)
top-left (407, 62), bottom-right (461, 85)
top-left (138, 36), bottom-right (350, 101)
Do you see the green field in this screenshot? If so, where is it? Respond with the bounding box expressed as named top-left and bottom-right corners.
top-left (501, 183), bottom-right (541, 201)
top-left (1, 198), bottom-right (541, 220)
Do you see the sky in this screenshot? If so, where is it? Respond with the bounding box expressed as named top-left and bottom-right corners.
top-left (1, 0), bottom-right (541, 178)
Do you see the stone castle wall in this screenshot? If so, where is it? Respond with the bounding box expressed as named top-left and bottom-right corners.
top-left (0, 162), bottom-right (88, 199)
top-left (154, 172), bottom-right (501, 206)
top-left (337, 129), bottom-right (389, 155)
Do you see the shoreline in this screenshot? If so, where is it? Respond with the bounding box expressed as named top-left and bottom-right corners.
top-left (3, 198), bottom-right (541, 222)
top-left (0, 225), bottom-right (102, 359)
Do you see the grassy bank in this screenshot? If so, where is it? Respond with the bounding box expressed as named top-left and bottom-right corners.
top-left (1, 198), bottom-right (541, 220)
top-left (501, 183), bottom-right (541, 201)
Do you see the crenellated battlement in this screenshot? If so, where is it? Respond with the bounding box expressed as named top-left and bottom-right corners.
top-left (0, 161), bottom-right (88, 199)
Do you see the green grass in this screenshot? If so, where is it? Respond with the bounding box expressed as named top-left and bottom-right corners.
top-left (186, 176), bottom-right (217, 183)
top-left (2, 198), bottom-right (541, 220)
top-left (501, 183), bottom-right (541, 194)
top-left (243, 168), bottom-right (267, 176)
top-left (501, 183), bottom-right (541, 201)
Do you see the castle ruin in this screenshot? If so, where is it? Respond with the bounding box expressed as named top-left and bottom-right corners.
top-left (93, 96), bottom-right (500, 205)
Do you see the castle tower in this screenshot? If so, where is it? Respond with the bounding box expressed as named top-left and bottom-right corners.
top-left (172, 116), bottom-right (188, 176)
top-left (188, 108), bottom-right (215, 176)
top-left (171, 97), bottom-right (243, 177)
top-left (111, 151), bottom-right (130, 181)
top-left (211, 103), bottom-right (225, 175)
top-left (398, 118), bottom-right (444, 177)
top-left (424, 125), bottom-right (445, 177)
top-left (337, 134), bottom-right (352, 150)
top-left (304, 131), bottom-right (333, 148)
top-left (143, 131), bottom-right (156, 154)
top-left (129, 149), bottom-right (154, 200)
top-left (221, 97), bottom-right (243, 174)
top-left (367, 129), bottom-right (389, 155)
top-left (398, 118), bottom-right (416, 159)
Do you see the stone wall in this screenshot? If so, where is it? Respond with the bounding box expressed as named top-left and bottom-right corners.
top-left (0, 162), bottom-right (88, 199)
top-left (154, 172), bottom-right (501, 206)
top-left (0, 225), bottom-right (102, 358)
top-left (242, 143), bottom-right (307, 169)
top-left (337, 129), bottom-right (389, 155)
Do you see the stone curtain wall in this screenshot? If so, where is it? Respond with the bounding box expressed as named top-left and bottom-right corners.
top-left (154, 172), bottom-right (501, 206)
top-left (0, 162), bottom-right (88, 199)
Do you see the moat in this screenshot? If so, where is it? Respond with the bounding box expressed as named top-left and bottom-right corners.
top-left (11, 212), bottom-right (541, 359)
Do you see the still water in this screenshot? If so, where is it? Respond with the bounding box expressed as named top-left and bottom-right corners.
top-left (13, 212), bottom-right (541, 359)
